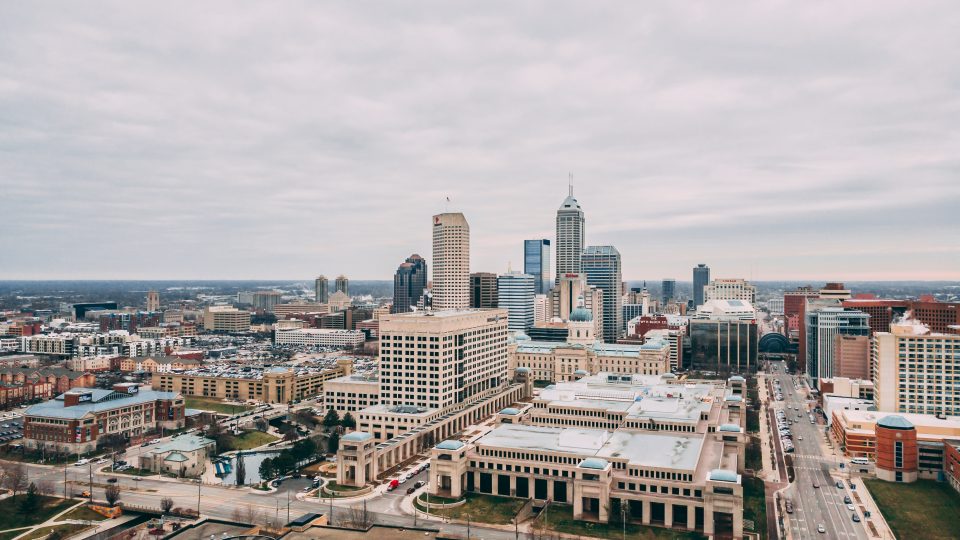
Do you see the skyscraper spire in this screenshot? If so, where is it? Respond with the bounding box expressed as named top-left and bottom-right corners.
top-left (568, 172), bottom-right (573, 196)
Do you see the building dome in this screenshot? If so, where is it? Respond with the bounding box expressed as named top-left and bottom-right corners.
top-left (514, 332), bottom-right (531, 341)
top-left (570, 307), bottom-right (593, 322)
top-left (877, 415), bottom-right (914, 430)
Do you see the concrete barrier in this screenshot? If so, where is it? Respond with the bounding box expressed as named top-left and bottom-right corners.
top-left (322, 484), bottom-right (372, 498)
top-left (417, 496), bottom-right (467, 510)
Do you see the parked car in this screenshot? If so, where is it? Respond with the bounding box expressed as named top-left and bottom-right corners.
top-left (852, 514), bottom-right (861, 523)
top-left (106, 477), bottom-right (118, 483)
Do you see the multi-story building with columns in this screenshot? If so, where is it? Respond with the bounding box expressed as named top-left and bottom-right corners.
top-left (428, 373), bottom-right (748, 537)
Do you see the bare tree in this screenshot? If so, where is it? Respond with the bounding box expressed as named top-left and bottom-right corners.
top-left (104, 484), bottom-right (121, 507)
top-left (2, 462), bottom-right (28, 496)
top-left (346, 502), bottom-right (372, 529)
top-left (35, 478), bottom-right (56, 497)
top-left (243, 504), bottom-right (263, 526)
top-left (231, 507), bottom-right (245, 523)
top-left (161, 497), bottom-right (174, 515)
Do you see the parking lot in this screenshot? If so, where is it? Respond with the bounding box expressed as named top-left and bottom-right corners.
top-left (0, 409), bottom-right (26, 444)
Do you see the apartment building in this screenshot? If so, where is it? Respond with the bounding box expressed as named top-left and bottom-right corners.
top-left (23, 383), bottom-right (185, 454)
top-left (119, 355), bottom-right (203, 373)
top-left (152, 360), bottom-right (350, 404)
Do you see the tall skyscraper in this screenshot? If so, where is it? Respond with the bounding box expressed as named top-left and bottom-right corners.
top-left (523, 239), bottom-right (551, 295)
top-left (146, 290), bottom-right (159, 312)
top-left (470, 272), bottom-right (499, 308)
top-left (661, 279), bottom-right (676, 306)
top-left (314, 275), bottom-right (329, 304)
top-left (692, 264), bottom-right (710, 308)
top-left (498, 271), bottom-right (535, 333)
top-left (583, 245), bottom-right (622, 343)
top-left (432, 213), bottom-right (470, 310)
top-left (392, 254), bottom-right (428, 314)
top-left (555, 186), bottom-right (585, 284)
top-left (335, 275), bottom-right (350, 296)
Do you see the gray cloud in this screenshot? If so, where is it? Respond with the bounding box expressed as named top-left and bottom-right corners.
top-left (1, 1), bottom-right (958, 280)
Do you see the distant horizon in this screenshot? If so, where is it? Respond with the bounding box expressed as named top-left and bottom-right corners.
top-left (1, 278), bottom-right (958, 284)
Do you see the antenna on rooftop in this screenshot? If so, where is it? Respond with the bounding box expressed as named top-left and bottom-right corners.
top-left (568, 173), bottom-right (573, 196)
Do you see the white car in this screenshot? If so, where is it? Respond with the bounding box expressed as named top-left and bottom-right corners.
top-left (74, 459), bottom-right (89, 466)
top-left (817, 524), bottom-right (826, 534)
top-left (150, 438), bottom-right (162, 444)
top-left (847, 504), bottom-right (855, 511)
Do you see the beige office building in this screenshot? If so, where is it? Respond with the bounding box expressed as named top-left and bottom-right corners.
top-left (703, 279), bottom-right (757, 305)
top-left (378, 309), bottom-right (508, 410)
top-left (549, 273), bottom-right (604, 340)
top-left (431, 213), bottom-right (470, 310)
top-left (873, 322), bottom-right (960, 416)
top-left (202, 306), bottom-right (251, 333)
top-left (323, 373), bottom-right (380, 413)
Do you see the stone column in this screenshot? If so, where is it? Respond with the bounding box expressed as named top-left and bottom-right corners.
top-left (547, 479), bottom-right (555, 501)
top-left (642, 499), bottom-right (651, 525)
top-left (733, 508), bottom-right (743, 539)
top-left (687, 504), bottom-right (696, 530)
top-left (704, 502), bottom-right (714, 536)
top-left (665, 503), bottom-right (673, 528)
top-left (509, 475), bottom-right (517, 496)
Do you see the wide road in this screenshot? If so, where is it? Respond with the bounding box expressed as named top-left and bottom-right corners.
top-left (767, 370), bottom-right (868, 540)
top-left (16, 459), bottom-right (525, 540)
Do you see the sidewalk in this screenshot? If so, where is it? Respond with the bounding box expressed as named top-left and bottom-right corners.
top-left (849, 477), bottom-right (895, 540)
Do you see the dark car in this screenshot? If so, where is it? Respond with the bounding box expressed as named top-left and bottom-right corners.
top-left (852, 514), bottom-right (861, 523)
top-left (406, 487), bottom-right (416, 495)
top-left (106, 477), bottom-right (118, 483)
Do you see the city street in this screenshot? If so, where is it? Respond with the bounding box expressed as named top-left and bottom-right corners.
top-left (766, 369), bottom-right (868, 540)
top-left (14, 458), bottom-right (531, 540)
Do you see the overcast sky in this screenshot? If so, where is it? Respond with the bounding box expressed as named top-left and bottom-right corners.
top-left (2, 2), bottom-right (958, 282)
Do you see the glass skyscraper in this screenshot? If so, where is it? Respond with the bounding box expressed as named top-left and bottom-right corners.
top-left (497, 271), bottom-right (536, 333)
top-left (524, 239), bottom-right (551, 295)
top-left (693, 264), bottom-right (710, 308)
top-left (583, 245), bottom-right (622, 343)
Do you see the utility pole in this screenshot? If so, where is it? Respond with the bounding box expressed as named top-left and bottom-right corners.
top-left (63, 466), bottom-right (67, 499)
top-left (196, 479), bottom-right (201, 515)
top-left (466, 513), bottom-right (471, 540)
top-left (88, 463), bottom-right (93, 502)
top-left (286, 488), bottom-right (290, 524)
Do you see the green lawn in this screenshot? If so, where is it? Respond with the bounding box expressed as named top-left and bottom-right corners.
top-left (184, 397), bottom-right (254, 415)
top-left (538, 504), bottom-right (706, 540)
top-left (417, 493), bottom-right (462, 505)
top-left (0, 496), bottom-right (77, 530)
top-left (865, 479), bottom-right (960, 540)
top-left (60, 505), bottom-right (108, 522)
top-left (227, 430), bottom-right (277, 450)
top-left (742, 476), bottom-right (767, 539)
top-left (745, 436), bottom-right (762, 472)
top-left (324, 482), bottom-right (362, 491)
top-left (414, 493), bottom-right (526, 525)
top-left (21, 523), bottom-right (89, 540)
top-left (0, 530), bottom-right (24, 540)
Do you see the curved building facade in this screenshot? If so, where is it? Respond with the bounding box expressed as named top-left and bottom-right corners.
top-left (875, 415), bottom-right (918, 483)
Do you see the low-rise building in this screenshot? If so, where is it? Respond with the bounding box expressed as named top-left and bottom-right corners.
top-left (274, 328), bottom-right (365, 349)
top-left (139, 434), bottom-right (216, 477)
top-left (152, 361), bottom-right (350, 404)
top-left (23, 383), bottom-right (185, 454)
top-left (427, 374), bottom-right (748, 536)
top-left (323, 373), bottom-right (380, 413)
top-left (831, 409), bottom-right (960, 481)
top-left (119, 355), bottom-right (203, 373)
top-left (203, 306), bottom-right (251, 333)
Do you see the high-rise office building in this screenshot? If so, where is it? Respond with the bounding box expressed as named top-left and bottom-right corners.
top-left (533, 294), bottom-right (548, 324)
top-left (469, 272), bottom-right (498, 309)
top-left (377, 309), bottom-right (509, 409)
top-left (497, 271), bottom-right (535, 333)
top-left (583, 245), bottom-right (622, 343)
top-left (873, 322), bottom-right (960, 416)
top-left (146, 290), bottom-right (159, 312)
top-left (555, 187), bottom-right (585, 284)
top-left (252, 291), bottom-right (282, 311)
top-left (692, 264), bottom-right (710, 308)
top-left (432, 213), bottom-right (470, 310)
top-left (315, 275), bottom-right (329, 304)
top-left (523, 239), bottom-right (551, 295)
top-left (335, 275), bottom-right (350, 296)
top-left (550, 273), bottom-right (604, 340)
top-left (805, 306), bottom-right (870, 383)
top-left (661, 279), bottom-right (676, 306)
top-left (392, 254), bottom-right (428, 314)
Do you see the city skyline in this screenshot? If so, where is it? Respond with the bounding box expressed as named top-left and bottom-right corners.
top-left (1, 3), bottom-right (959, 281)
